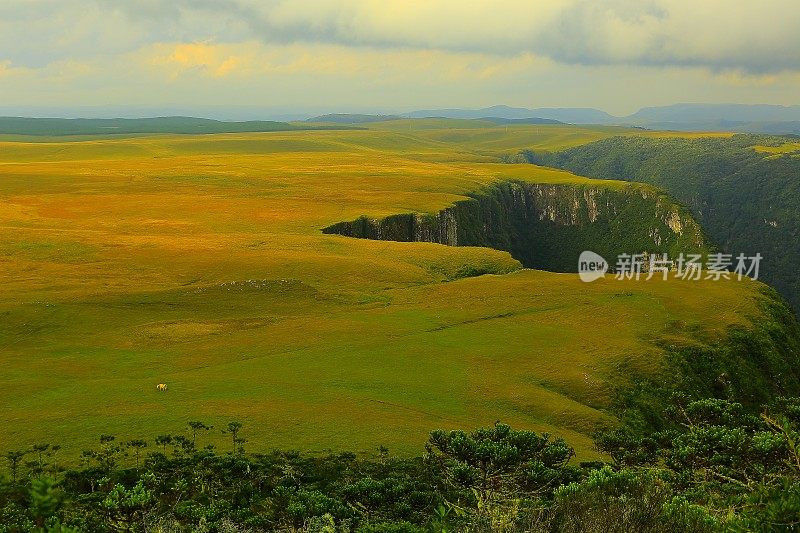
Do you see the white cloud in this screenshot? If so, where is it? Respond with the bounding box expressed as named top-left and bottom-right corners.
top-left (208, 0), bottom-right (800, 73)
top-left (1, 0), bottom-right (799, 112)
top-left (4, 1), bottom-right (800, 73)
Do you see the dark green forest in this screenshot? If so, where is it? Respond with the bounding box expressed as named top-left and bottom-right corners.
top-left (524, 135), bottom-right (800, 314)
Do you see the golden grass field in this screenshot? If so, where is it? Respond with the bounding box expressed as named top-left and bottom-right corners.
top-left (753, 141), bottom-right (800, 156)
top-left (0, 121), bottom-right (769, 460)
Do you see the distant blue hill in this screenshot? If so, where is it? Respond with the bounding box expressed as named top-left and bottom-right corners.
top-left (626, 103), bottom-right (800, 124)
top-left (406, 103), bottom-right (800, 133)
top-left (620, 104), bottom-right (800, 134)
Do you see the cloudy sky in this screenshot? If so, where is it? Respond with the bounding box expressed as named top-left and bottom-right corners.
top-left (1, 0), bottom-right (800, 116)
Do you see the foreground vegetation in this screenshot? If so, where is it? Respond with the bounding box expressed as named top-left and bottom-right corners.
top-left (4, 394), bottom-right (800, 531)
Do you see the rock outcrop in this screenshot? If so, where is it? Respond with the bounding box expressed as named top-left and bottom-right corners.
top-left (323, 180), bottom-right (707, 272)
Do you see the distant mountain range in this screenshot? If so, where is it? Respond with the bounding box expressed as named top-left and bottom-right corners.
top-left (623, 104), bottom-right (800, 134)
top-left (626, 103), bottom-right (800, 123)
top-left (402, 103), bottom-right (800, 134)
top-left (2, 104), bottom-right (800, 135)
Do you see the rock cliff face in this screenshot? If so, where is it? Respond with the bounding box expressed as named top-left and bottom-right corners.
top-left (322, 180), bottom-right (707, 272)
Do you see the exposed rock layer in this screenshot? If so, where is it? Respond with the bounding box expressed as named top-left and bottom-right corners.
top-left (323, 180), bottom-right (706, 272)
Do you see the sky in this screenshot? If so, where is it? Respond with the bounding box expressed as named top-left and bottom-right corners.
top-left (1, 0), bottom-right (800, 117)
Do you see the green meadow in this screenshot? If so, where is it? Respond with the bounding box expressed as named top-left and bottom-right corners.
top-left (0, 122), bottom-right (770, 460)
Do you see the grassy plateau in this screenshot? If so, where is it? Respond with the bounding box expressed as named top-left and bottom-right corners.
top-left (0, 121), bottom-right (773, 460)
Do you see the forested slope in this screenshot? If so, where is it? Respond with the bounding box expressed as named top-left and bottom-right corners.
top-left (526, 135), bottom-right (800, 313)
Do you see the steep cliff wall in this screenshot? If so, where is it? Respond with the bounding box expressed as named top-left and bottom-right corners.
top-left (524, 135), bottom-right (800, 315)
top-left (322, 180), bottom-right (707, 272)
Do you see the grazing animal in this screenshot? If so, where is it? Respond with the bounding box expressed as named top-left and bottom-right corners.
top-left (156, 383), bottom-right (168, 391)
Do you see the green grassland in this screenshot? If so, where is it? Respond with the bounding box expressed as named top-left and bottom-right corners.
top-left (0, 123), bottom-right (777, 460)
